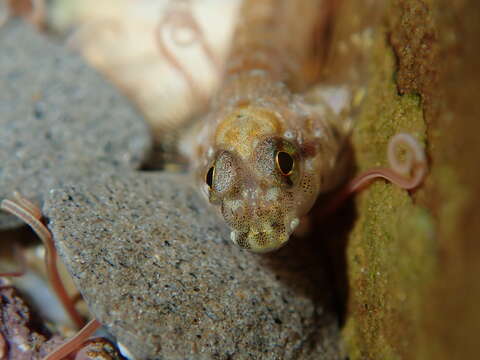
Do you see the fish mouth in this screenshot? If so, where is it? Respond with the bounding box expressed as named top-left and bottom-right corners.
top-left (229, 218), bottom-right (299, 253)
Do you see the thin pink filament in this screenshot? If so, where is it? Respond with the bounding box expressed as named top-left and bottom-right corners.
top-left (0, 198), bottom-right (85, 329)
top-left (43, 319), bottom-right (101, 360)
top-left (321, 133), bottom-right (427, 216)
top-left (349, 132), bottom-right (427, 191)
top-left (156, 2), bottom-right (220, 104)
top-left (13, 191), bottom-right (42, 219)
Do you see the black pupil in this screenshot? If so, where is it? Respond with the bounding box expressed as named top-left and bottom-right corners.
top-left (277, 151), bottom-right (294, 175)
top-left (206, 166), bottom-right (214, 188)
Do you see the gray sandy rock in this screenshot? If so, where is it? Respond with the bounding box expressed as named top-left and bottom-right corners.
top-left (44, 171), bottom-right (341, 360)
top-left (0, 21), bottom-right (152, 229)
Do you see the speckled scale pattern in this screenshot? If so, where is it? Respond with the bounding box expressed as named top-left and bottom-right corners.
top-left (0, 21), bottom-right (152, 229)
top-left (44, 171), bottom-right (341, 360)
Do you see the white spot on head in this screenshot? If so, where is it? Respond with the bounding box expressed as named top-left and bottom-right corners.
top-left (242, 188), bottom-right (258, 200)
top-left (230, 231), bottom-right (237, 243)
top-left (284, 130), bottom-right (295, 139)
top-left (290, 218), bottom-right (300, 231)
top-left (322, 86), bottom-right (350, 115)
top-left (228, 200), bottom-right (243, 212)
top-left (207, 147), bottom-right (214, 157)
top-left (265, 188), bottom-right (279, 201)
top-left (314, 128), bottom-right (324, 138)
top-left (305, 159), bottom-right (314, 171)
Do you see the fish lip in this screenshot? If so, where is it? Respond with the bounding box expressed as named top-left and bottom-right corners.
top-left (230, 227), bottom-right (292, 253)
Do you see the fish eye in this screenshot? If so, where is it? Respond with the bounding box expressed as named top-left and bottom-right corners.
top-left (276, 151), bottom-right (294, 176)
top-left (206, 166), bottom-right (215, 189)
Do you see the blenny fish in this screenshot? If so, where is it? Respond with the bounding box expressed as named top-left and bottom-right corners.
top-left (180, 0), bottom-right (425, 253)
top-left (181, 0), bottom-right (376, 252)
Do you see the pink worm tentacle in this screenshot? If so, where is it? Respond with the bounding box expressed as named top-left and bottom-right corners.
top-left (12, 191), bottom-right (43, 219)
top-left (321, 133), bottom-right (427, 216)
top-left (42, 319), bottom-right (102, 360)
top-left (155, 18), bottom-right (203, 102)
top-left (169, 4), bottom-right (222, 70)
top-left (0, 197), bottom-right (85, 329)
top-left (156, 1), bottom-right (220, 104)
top-left (350, 132), bottom-right (427, 191)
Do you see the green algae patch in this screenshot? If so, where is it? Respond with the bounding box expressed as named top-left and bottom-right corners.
top-left (343, 188), bottom-right (435, 359)
top-left (342, 34), bottom-right (435, 359)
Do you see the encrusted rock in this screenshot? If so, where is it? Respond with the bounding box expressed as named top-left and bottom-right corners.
top-left (0, 21), bottom-right (152, 229)
top-left (73, 337), bottom-right (124, 360)
top-left (0, 279), bottom-right (124, 359)
top-left (0, 281), bottom-right (64, 359)
top-left (44, 171), bottom-right (341, 360)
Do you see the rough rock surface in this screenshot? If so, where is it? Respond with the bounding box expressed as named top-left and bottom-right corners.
top-left (0, 21), bottom-right (152, 229)
top-left (0, 280), bottom-right (65, 360)
top-left (44, 171), bottom-right (341, 360)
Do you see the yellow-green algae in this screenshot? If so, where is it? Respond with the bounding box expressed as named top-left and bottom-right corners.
top-left (340, 0), bottom-right (480, 359)
top-left (343, 32), bottom-right (435, 359)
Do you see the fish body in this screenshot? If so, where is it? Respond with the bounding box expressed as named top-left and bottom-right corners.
top-left (182, 0), bottom-right (357, 252)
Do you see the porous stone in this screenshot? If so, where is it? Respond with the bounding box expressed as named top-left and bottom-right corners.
top-left (0, 21), bottom-right (152, 229)
top-left (44, 171), bottom-right (341, 360)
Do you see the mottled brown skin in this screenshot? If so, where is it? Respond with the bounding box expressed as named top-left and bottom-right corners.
top-left (182, 0), bottom-right (354, 252)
